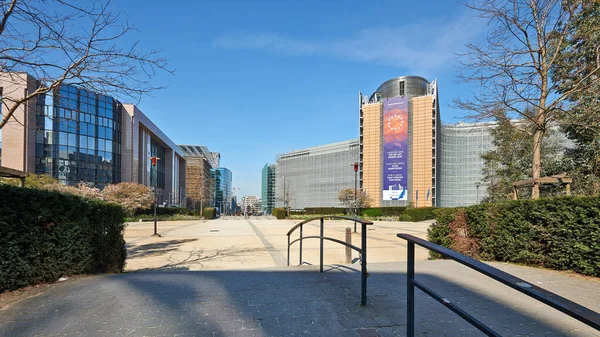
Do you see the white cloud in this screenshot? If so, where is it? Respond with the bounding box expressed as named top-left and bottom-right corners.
top-left (213, 11), bottom-right (486, 73)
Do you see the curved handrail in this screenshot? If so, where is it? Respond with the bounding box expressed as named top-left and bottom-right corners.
top-left (290, 235), bottom-right (363, 253)
top-left (286, 216), bottom-right (373, 236)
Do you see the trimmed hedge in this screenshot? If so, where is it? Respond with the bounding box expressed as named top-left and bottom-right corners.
top-left (203, 207), bottom-right (216, 219)
top-left (272, 208), bottom-right (287, 219)
top-left (428, 196), bottom-right (600, 277)
top-left (404, 207), bottom-right (437, 221)
top-left (0, 185), bottom-right (126, 292)
top-left (137, 206), bottom-right (191, 216)
top-left (304, 207), bottom-right (347, 215)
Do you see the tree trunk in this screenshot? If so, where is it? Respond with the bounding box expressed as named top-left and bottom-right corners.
top-left (531, 128), bottom-right (543, 199)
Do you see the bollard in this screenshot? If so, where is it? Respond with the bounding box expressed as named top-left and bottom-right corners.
top-left (345, 227), bottom-right (352, 263)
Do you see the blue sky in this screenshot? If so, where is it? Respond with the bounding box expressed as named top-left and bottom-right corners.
top-left (116, 1), bottom-right (486, 198)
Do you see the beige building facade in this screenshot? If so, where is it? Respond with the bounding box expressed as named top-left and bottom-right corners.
top-left (359, 76), bottom-right (440, 207)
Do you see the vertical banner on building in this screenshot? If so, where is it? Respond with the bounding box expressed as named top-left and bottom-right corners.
top-left (383, 96), bottom-right (408, 200)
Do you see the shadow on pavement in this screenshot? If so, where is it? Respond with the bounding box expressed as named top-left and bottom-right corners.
top-left (126, 239), bottom-right (199, 259)
top-left (1, 262), bottom-right (598, 336)
top-left (131, 246), bottom-right (267, 271)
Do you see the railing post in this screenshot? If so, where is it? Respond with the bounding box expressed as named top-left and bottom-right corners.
top-left (361, 222), bottom-right (367, 306)
top-left (287, 235), bottom-right (290, 267)
top-left (407, 241), bottom-right (415, 337)
top-left (299, 224), bottom-right (303, 266)
top-left (354, 221), bottom-right (357, 233)
top-left (320, 217), bottom-right (324, 273)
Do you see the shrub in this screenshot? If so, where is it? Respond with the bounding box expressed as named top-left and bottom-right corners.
top-left (400, 214), bottom-right (412, 222)
top-left (404, 207), bottom-right (437, 221)
top-left (362, 208), bottom-right (382, 217)
top-left (272, 208), bottom-right (287, 219)
top-left (428, 196), bottom-right (600, 277)
top-left (203, 207), bottom-right (216, 219)
top-left (0, 185), bottom-right (126, 292)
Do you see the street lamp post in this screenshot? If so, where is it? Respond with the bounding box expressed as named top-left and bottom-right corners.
top-left (475, 182), bottom-right (481, 204)
top-left (352, 162), bottom-right (359, 232)
top-left (151, 156), bottom-right (161, 237)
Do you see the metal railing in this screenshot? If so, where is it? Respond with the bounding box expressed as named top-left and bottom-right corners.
top-left (397, 233), bottom-right (600, 337)
top-left (287, 216), bottom-right (373, 305)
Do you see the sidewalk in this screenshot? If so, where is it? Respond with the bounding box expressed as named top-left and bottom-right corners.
top-left (1, 261), bottom-right (598, 336)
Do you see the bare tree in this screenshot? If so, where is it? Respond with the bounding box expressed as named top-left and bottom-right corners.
top-left (0, 0), bottom-right (171, 129)
top-left (455, 0), bottom-right (600, 199)
top-left (338, 188), bottom-right (372, 214)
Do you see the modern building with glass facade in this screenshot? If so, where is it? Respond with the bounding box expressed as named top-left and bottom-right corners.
top-left (360, 76), bottom-right (441, 207)
top-left (275, 140), bottom-right (359, 209)
top-left (438, 122), bottom-right (495, 207)
top-left (212, 167), bottom-right (232, 215)
top-left (0, 73), bottom-right (122, 187)
top-left (0, 72), bottom-right (186, 205)
top-left (261, 163), bottom-right (276, 214)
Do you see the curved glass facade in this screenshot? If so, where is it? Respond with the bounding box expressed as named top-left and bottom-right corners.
top-left (369, 76), bottom-right (429, 102)
top-left (438, 123), bottom-right (494, 207)
top-left (34, 84), bottom-right (122, 187)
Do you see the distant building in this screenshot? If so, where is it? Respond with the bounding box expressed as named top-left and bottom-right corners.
top-left (212, 167), bottom-right (232, 215)
top-left (275, 140), bottom-right (359, 209)
top-left (121, 104), bottom-right (186, 205)
top-left (179, 145), bottom-right (218, 210)
top-left (261, 163), bottom-right (276, 214)
top-left (242, 196), bottom-right (261, 214)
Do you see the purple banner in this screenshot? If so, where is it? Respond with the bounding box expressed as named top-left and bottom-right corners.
top-left (383, 96), bottom-right (408, 200)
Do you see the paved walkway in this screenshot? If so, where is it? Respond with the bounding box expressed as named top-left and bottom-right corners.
top-left (1, 261), bottom-right (599, 336)
top-left (123, 218), bottom-right (432, 271)
top-left (1, 218), bottom-right (599, 336)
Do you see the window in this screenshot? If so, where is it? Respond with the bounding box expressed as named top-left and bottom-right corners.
top-left (399, 81), bottom-right (405, 96)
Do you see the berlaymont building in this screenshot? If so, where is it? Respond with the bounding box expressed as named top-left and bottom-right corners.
top-left (269, 76), bottom-right (499, 209)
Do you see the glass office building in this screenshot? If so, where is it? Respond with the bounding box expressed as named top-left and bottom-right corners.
top-left (212, 167), bottom-right (232, 214)
top-left (261, 163), bottom-right (276, 214)
top-left (275, 140), bottom-right (359, 209)
top-left (438, 122), bottom-right (495, 207)
top-left (34, 84), bottom-right (122, 187)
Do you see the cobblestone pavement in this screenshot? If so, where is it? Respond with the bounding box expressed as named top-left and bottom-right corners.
top-left (1, 260), bottom-right (599, 337)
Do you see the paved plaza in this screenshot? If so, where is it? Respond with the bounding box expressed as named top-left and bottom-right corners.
top-left (1, 218), bottom-right (599, 336)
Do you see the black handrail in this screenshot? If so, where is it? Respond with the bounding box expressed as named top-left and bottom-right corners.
top-left (287, 216), bottom-right (373, 305)
top-left (398, 233), bottom-right (600, 337)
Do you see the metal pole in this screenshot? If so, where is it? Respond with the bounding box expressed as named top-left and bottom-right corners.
top-left (345, 227), bottom-right (352, 263)
top-left (361, 222), bottom-right (367, 306)
top-left (407, 241), bottom-right (415, 336)
top-left (287, 235), bottom-right (290, 266)
top-left (354, 169), bottom-right (357, 217)
top-left (153, 192), bottom-right (158, 236)
top-left (299, 224), bottom-right (303, 266)
top-left (320, 217), bottom-right (324, 273)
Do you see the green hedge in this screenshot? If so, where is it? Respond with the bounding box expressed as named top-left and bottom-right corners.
top-left (303, 207), bottom-right (347, 215)
top-left (272, 208), bottom-right (287, 219)
top-left (0, 185), bottom-right (126, 292)
top-left (203, 207), bottom-right (216, 219)
top-left (428, 197), bottom-right (600, 277)
top-left (404, 207), bottom-right (437, 221)
top-left (137, 206), bottom-right (191, 216)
